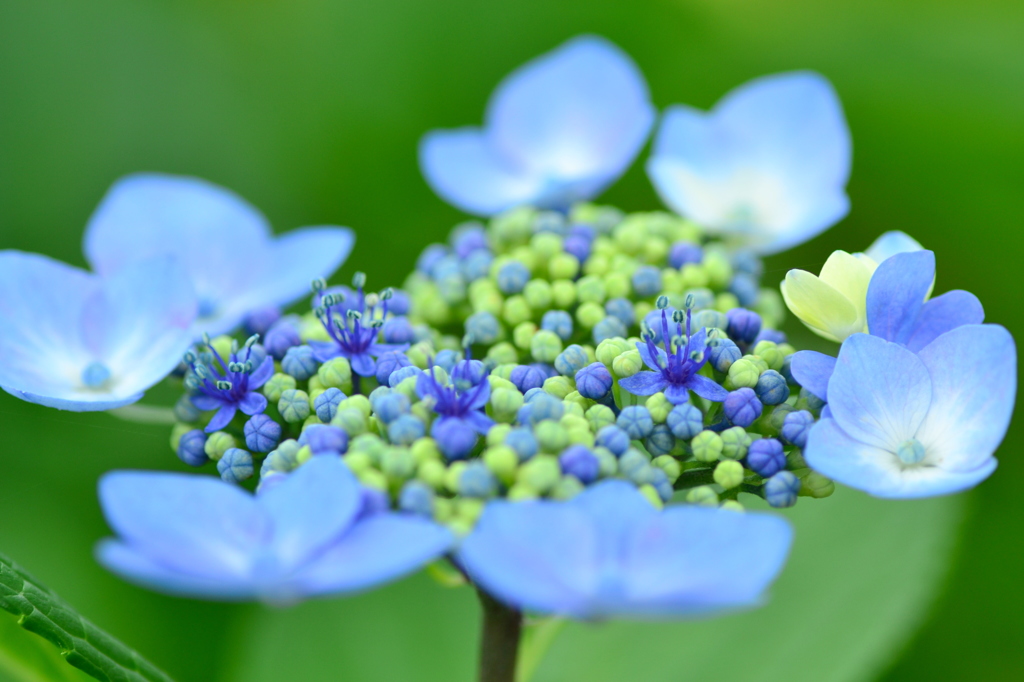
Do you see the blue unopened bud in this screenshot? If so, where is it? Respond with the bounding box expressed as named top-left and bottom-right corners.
top-left (313, 387), bottom-right (345, 423)
top-left (632, 266), bottom-right (663, 297)
top-left (574, 362), bottom-right (613, 401)
top-left (299, 424), bottom-right (349, 455)
top-left (278, 389), bottom-right (311, 423)
top-left (389, 365), bottom-right (423, 388)
top-left (461, 250), bottom-right (494, 281)
top-left (559, 445), bottom-right (600, 484)
top-left (669, 241), bottom-right (703, 268)
top-left (510, 364), bottom-right (546, 393)
top-left (505, 427), bottom-right (538, 461)
top-left (382, 317), bottom-right (416, 345)
top-left (724, 388), bottom-right (763, 428)
top-left (755, 370), bottom-right (790, 406)
top-left (389, 414), bottom-right (426, 445)
top-left (434, 419), bottom-right (478, 461)
top-left (693, 309), bottom-right (728, 332)
top-left (452, 359), bottom-right (487, 391)
top-left (765, 470), bottom-right (800, 508)
top-left (726, 308), bottom-right (762, 345)
top-left (375, 392), bottom-right (411, 424)
top-left (604, 298), bottom-right (635, 327)
top-left (497, 261), bottom-right (531, 294)
top-left (728, 272), bottom-right (759, 308)
top-left (176, 430), bottom-right (208, 467)
top-left (617, 406), bottom-right (654, 440)
top-left (540, 310), bottom-right (574, 341)
top-left (644, 424), bottom-right (676, 457)
top-left (595, 425), bottom-right (631, 456)
top-left (516, 392), bottom-right (564, 426)
top-left (244, 414), bottom-right (282, 453)
top-left (781, 410), bottom-right (815, 448)
top-left (433, 349), bottom-right (460, 373)
top-left (554, 344), bottom-right (589, 376)
top-left (458, 461), bottom-right (498, 498)
top-left (374, 351), bottom-right (410, 385)
top-left (466, 311), bottom-right (501, 345)
top-left (217, 448), bottom-right (254, 483)
top-left (897, 438), bottom-right (927, 465)
top-left (747, 438), bottom-right (785, 478)
top-left (593, 316), bottom-right (628, 344)
top-left (281, 345), bottom-right (318, 380)
top-left (666, 403), bottom-right (704, 440)
top-left (399, 480), bottom-right (436, 517)
top-left (618, 448), bottom-right (651, 479)
top-left (708, 338), bottom-right (742, 373)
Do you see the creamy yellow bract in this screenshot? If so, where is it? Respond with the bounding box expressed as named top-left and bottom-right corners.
top-left (780, 250), bottom-right (878, 343)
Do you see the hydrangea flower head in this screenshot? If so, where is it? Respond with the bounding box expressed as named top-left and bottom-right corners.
top-left (84, 173), bottom-right (354, 336)
top-left (0, 252), bottom-right (195, 411)
top-left (647, 72), bottom-right (851, 254)
top-left (805, 328), bottom-right (1015, 497)
top-left (97, 456), bottom-right (452, 601)
top-left (780, 250), bottom-right (876, 343)
top-left (459, 480), bottom-right (793, 619)
top-left (419, 36), bottom-right (655, 215)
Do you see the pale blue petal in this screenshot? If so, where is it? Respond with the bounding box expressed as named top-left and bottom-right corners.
top-left (98, 470), bottom-right (268, 578)
top-left (619, 371), bottom-right (668, 396)
top-left (805, 418), bottom-right (997, 498)
top-left (419, 129), bottom-right (546, 215)
top-left (916, 325), bottom-right (1015, 472)
top-left (83, 173), bottom-right (270, 335)
top-left (866, 251), bottom-right (934, 344)
top-left (226, 227), bottom-right (355, 320)
top-left (789, 350), bottom-right (836, 401)
top-left (258, 457), bottom-right (362, 570)
top-left (685, 374), bottom-right (729, 402)
top-left (294, 515), bottom-right (452, 596)
top-left (865, 231), bottom-right (923, 264)
top-left (569, 480), bottom-right (660, 545)
top-left (906, 290), bottom-right (984, 353)
top-left (96, 540), bottom-right (258, 600)
top-left (486, 36), bottom-right (654, 186)
top-left (619, 507), bottom-right (792, 617)
top-left (827, 334), bottom-right (932, 451)
top-left (663, 383), bottom-right (691, 405)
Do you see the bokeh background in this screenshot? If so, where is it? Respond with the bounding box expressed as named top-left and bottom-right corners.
top-left (1, 1), bottom-right (1022, 680)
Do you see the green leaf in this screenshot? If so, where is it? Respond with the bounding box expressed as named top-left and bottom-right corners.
top-left (222, 487), bottom-right (962, 682)
top-left (533, 489), bottom-right (964, 682)
top-left (0, 553), bottom-right (174, 682)
top-left (0, 611), bottom-right (92, 682)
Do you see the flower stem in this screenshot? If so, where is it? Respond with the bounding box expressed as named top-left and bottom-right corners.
top-left (477, 589), bottom-right (522, 682)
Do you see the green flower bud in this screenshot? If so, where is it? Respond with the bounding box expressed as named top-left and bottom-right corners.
top-left (488, 373), bottom-right (518, 391)
top-left (535, 420), bottom-right (569, 453)
top-left (170, 423), bottom-right (191, 452)
top-left (720, 499), bottom-right (745, 512)
top-left (530, 232), bottom-right (563, 259)
top-left (490, 387), bottom-right (525, 423)
top-left (486, 424), bottom-right (512, 447)
top-left (549, 253), bottom-right (580, 280)
top-left (444, 461), bottom-right (468, 494)
top-left (432, 497), bottom-right (454, 523)
top-left (584, 254), bottom-right (609, 276)
top-left (406, 341), bottom-right (434, 369)
top-left (381, 446), bottom-right (416, 482)
top-left (317, 357), bottom-right (352, 390)
top-left (279, 389), bottom-right (310, 423)
top-left (644, 237), bottom-right (669, 264)
top-left (411, 401), bottom-right (434, 425)
top-left (507, 484), bottom-right (540, 502)
top-left (703, 251), bottom-right (733, 289)
top-left (394, 376), bottom-right (420, 402)
top-left (744, 354), bottom-right (769, 374)
top-left (551, 280), bottom-right (576, 308)
top-left (560, 414), bottom-right (589, 432)
top-left (412, 283), bottom-right (450, 325)
top-left (417, 459), bottom-right (447, 489)
top-left (714, 460), bottom-right (744, 489)
top-left (303, 414), bottom-right (323, 429)
top-left (661, 269), bottom-right (682, 294)
top-left (343, 451), bottom-right (373, 474)
top-left (517, 455), bottom-right (561, 494)
top-left (357, 468), bottom-right (388, 492)
top-left (411, 437), bottom-right (442, 463)
top-left (691, 430), bottom-right (724, 462)
top-left (490, 206), bottom-right (535, 246)
top-left (753, 341), bottom-right (785, 372)
top-left (686, 485), bottom-right (719, 506)
top-left (613, 219), bottom-right (646, 255)
top-left (551, 475), bottom-right (585, 501)
top-left (502, 295), bottom-right (532, 326)
top-left (562, 392), bottom-right (591, 415)
top-left (295, 444), bottom-right (313, 465)
top-left (646, 392), bottom-right (672, 423)
top-left (566, 426), bottom-right (595, 448)
top-left (652, 454), bottom-right (682, 483)
top-left (639, 484), bottom-right (664, 509)
top-left (457, 497), bottom-right (486, 525)
top-left (332, 407), bottom-right (368, 436)
top-left (725, 358), bottom-right (761, 390)
top-left (483, 445), bottom-right (519, 485)
top-left (580, 406), bottom-right (610, 434)
top-left (799, 470), bottom-right (835, 498)
top-left (487, 342), bottom-right (519, 366)
top-left (612, 350), bottom-right (643, 378)
top-left (307, 375), bottom-right (327, 402)
top-left (787, 448), bottom-right (808, 470)
top-left (680, 263), bottom-right (709, 288)
top-left (531, 330), bottom-right (563, 363)
top-left (263, 372), bottom-right (297, 402)
top-left (594, 447), bottom-right (618, 477)
top-left (576, 275), bottom-right (606, 304)
top-left (523, 279), bottom-right (553, 311)
top-left (720, 426), bottom-right (752, 460)
top-left (595, 339), bottom-right (627, 366)
top-left (543, 376), bottom-right (575, 400)
top-left (575, 301), bottom-right (605, 330)
top-left (603, 272), bottom-right (631, 299)
top-left (339, 394), bottom-right (372, 417)
top-left (765, 403), bottom-right (796, 434)
top-left (634, 301), bottom-right (653, 322)
top-left (754, 288), bottom-right (785, 328)
top-left (714, 292), bottom-right (740, 312)
top-left (203, 432), bottom-right (235, 461)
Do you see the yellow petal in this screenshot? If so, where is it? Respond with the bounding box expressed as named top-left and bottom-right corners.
top-left (818, 250), bottom-right (876, 305)
top-left (780, 270), bottom-right (860, 343)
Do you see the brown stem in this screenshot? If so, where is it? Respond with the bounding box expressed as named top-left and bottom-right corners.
top-left (477, 589), bottom-right (522, 682)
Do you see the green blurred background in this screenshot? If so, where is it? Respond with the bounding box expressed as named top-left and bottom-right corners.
top-left (1, 0), bottom-right (1021, 680)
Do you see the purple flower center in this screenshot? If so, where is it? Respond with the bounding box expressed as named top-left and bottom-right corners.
top-left (317, 285), bottom-right (390, 357)
top-left (645, 306), bottom-right (708, 386)
top-left (190, 340), bottom-right (258, 406)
